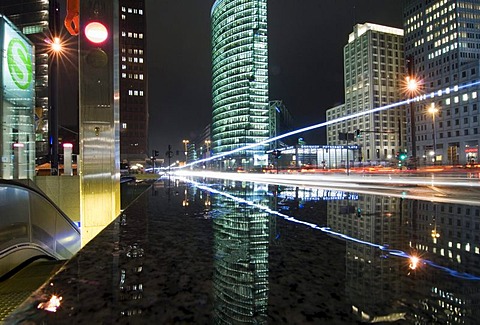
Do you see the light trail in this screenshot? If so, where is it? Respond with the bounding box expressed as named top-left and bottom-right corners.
top-left (173, 170), bottom-right (480, 206)
top-left (174, 176), bottom-right (480, 281)
top-left (180, 79), bottom-right (480, 169)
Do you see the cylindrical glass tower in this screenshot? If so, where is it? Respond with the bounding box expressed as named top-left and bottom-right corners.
top-left (211, 0), bottom-right (269, 170)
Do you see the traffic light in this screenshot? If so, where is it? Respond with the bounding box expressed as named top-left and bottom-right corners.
top-left (272, 150), bottom-right (282, 159)
top-left (399, 153), bottom-right (407, 161)
top-left (355, 129), bottom-right (361, 138)
top-left (356, 207), bottom-right (362, 218)
top-left (79, 0), bottom-right (114, 109)
top-left (154, 150), bottom-right (159, 157)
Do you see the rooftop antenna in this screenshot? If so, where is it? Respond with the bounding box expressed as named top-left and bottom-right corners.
top-left (352, 1), bottom-right (356, 25)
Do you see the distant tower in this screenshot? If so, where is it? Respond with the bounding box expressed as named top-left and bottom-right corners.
top-left (404, 0), bottom-right (480, 165)
top-left (211, 0), bottom-right (269, 170)
top-left (327, 23), bottom-right (405, 163)
top-left (119, 1), bottom-right (148, 164)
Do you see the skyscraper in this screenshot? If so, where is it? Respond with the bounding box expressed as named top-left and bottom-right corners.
top-left (327, 23), bottom-right (405, 164)
top-left (119, 1), bottom-right (148, 164)
top-left (211, 0), bottom-right (269, 170)
top-left (404, 0), bottom-right (480, 165)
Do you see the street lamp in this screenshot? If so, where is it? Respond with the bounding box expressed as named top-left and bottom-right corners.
top-left (46, 36), bottom-right (64, 175)
top-left (405, 75), bottom-right (421, 169)
top-left (204, 140), bottom-right (211, 169)
top-left (182, 139), bottom-right (189, 164)
top-left (428, 103), bottom-right (439, 165)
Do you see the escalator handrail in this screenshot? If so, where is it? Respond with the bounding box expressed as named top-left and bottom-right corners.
top-left (0, 179), bottom-right (80, 235)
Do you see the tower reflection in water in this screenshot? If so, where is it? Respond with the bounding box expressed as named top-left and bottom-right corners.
top-left (211, 180), bottom-right (269, 324)
top-left (186, 177), bottom-right (480, 324)
top-left (326, 192), bottom-right (480, 323)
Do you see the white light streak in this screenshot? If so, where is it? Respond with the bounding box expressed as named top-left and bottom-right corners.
top-left (181, 79), bottom-right (480, 169)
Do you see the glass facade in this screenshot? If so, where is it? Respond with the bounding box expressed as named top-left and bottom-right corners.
top-left (405, 0), bottom-right (480, 165)
top-left (211, 0), bottom-right (269, 169)
top-left (0, 15), bottom-right (35, 179)
top-left (0, 1), bottom-right (53, 164)
top-left (212, 181), bottom-right (269, 323)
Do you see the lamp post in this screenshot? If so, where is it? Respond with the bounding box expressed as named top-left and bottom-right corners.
top-left (428, 103), bottom-right (439, 165)
top-left (205, 140), bottom-right (211, 169)
top-left (47, 36), bottom-right (63, 175)
top-left (182, 139), bottom-right (189, 164)
top-left (405, 55), bottom-right (421, 169)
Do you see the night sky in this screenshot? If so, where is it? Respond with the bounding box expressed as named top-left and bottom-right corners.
top-left (146, 0), bottom-right (404, 156)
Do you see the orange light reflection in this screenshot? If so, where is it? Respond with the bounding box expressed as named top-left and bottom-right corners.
top-left (37, 294), bottom-right (63, 312)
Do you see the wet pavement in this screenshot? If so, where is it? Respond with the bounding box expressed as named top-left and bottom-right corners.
top-left (7, 177), bottom-right (480, 324)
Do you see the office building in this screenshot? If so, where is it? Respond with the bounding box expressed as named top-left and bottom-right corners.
top-left (211, 0), bottom-right (269, 170)
top-left (119, 1), bottom-right (148, 164)
top-left (0, 1), bottom-right (58, 165)
top-left (404, 0), bottom-right (480, 165)
top-left (269, 100), bottom-right (294, 148)
top-left (327, 23), bottom-right (405, 164)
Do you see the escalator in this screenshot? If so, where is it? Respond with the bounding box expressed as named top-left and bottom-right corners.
top-left (0, 179), bottom-right (81, 320)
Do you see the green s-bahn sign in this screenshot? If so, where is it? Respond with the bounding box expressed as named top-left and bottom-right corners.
top-left (7, 38), bottom-right (33, 90)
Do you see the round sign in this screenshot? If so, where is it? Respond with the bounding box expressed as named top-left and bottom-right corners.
top-left (85, 22), bottom-right (108, 43)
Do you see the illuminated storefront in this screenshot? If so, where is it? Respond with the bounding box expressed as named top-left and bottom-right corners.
top-left (0, 15), bottom-right (35, 179)
top-left (211, 0), bottom-right (269, 169)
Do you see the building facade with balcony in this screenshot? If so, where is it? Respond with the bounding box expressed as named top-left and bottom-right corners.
top-left (326, 23), bottom-right (405, 165)
top-left (211, 0), bottom-right (269, 170)
top-left (404, 0), bottom-right (480, 165)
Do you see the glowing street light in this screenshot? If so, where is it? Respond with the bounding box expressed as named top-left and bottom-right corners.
top-left (44, 36), bottom-right (66, 175)
top-left (182, 139), bottom-right (189, 163)
top-left (51, 37), bottom-right (62, 52)
top-left (428, 103), bottom-right (439, 165)
top-left (406, 76), bottom-right (420, 94)
top-left (409, 255), bottom-right (420, 270)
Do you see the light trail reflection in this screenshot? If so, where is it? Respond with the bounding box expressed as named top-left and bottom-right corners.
top-left (173, 176), bottom-right (480, 281)
top-left (174, 170), bottom-right (480, 206)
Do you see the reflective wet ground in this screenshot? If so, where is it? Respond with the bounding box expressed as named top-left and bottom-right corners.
top-left (8, 177), bottom-right (480, 324)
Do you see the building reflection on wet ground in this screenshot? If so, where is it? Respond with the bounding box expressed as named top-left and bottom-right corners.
top-left (8, 177), bottom-right (480, 324)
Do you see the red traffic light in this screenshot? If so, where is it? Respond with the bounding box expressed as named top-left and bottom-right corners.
top-left (85, 22), bottom-right (108, 43)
